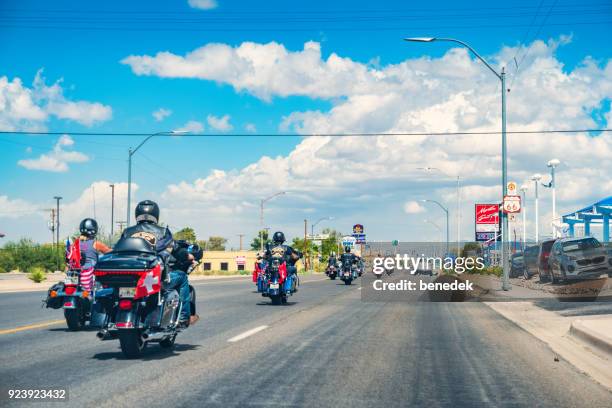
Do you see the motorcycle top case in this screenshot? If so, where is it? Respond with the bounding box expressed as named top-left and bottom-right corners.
top-left (94, 252), bottom-right (159, 287)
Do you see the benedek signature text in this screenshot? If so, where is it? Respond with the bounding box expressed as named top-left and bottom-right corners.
top-left (372, 280), bottom-right (474, 291)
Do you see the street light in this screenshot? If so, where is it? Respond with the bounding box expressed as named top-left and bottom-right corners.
top-left (544, 159), bottom-right (561, 238)
top-left (310, 216), bottom-right (334, 272)
top-left (520, 184), bottom-right (528, 249)
top-left (421, 199), bottom-right (449, 256)
top-left (406, 36), bottom-right (510, 291)
top-left (259, 192), bottom-right (286, 251)
top-left (126, 130), bottom-right (187, 226)
top-left (311, 216), bottom-right (334, 237)
top-left (531, 174), bottom-right (542, 242)
top-left (417, 167), bottom-right (461, 254)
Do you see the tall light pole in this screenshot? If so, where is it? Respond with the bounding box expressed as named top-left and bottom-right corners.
top-left (310, 216), bottom-right (333, 272)
top-left (259, 192), bottom-right (286, 251)
top-left (543, 159), bottom-right (560, 238)
top-left (406, 36), bottom-right (510, 290)
top-left (109, 184), bottom-right (115, 237)
top-left (531, 174), bottom-right (542, 242)
top-left (311, 216), bottom-right (334, 237)
top-left (126, 130), bottom-right (186, 226)
top-left (422, 199), bottom-right (449, 256)
top-left (520, 184), bottom-right (528, 249)
top-left (417, 167), bottom-right (461, 254)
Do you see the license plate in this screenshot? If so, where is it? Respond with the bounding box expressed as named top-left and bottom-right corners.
top-left (344, 272), bottom-right (350, 277)
top-left (269, 283), bottom-right (279, 289)
top-left (119, 287), bottom-right (136, 298)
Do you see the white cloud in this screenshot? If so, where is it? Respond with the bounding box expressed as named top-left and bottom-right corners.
top-left (0, 195), bottom-right (40, 219)
top-left (17, 134), bottom-right (89, 172)
top-left (119, 38), bottom-right (612, 242)
top-left (174, 120), bottom-right (204, 133)
top-left (152, 107), bottom-right (172, 122)
top-left (244, 123), bottom-right (257, 132)
top-left (207, 114), bottom-right (233, 131)
top-left (0, 70), bottom-right (112, 130)
top-left (403, 201), bottom-right (426, 214)
top-left (0, 182), bottom-right (137, 242)
top-left (188, 0), bottom-right (218, 10)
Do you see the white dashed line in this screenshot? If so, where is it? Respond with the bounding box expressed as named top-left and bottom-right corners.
top-left (228, 325), bottom-right (269, 343)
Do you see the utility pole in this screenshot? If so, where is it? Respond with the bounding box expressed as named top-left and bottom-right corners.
top-left (48, 209), bottom-right (56, 246)
top-left (532, 174), bottom-right (542, 242)
top-left (53, 196), bottom-right (62, 272)
top-left (109, 184), bottom-right (115, 237)
top-left (304, 219), bottom-right (308, 272)
top-left (238, 234), bottom-right (244, 251)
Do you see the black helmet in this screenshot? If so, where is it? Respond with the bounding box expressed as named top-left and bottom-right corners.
top-left (135, 200), bottom-right (159, 224)
top-left (79, 218), bottom-right (98, 237)
top-left (272, 231), bottom-right (285, 244)
top-left (344, 246), bottom-right (351, 253)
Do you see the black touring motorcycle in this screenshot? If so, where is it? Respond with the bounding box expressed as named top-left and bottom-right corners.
top-left (93, 238), bottom-right (198, 358)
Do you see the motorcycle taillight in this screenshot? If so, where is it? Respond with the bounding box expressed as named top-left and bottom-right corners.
top-left (65, 285), bottom-right (76, 295)
top-left (118, 299), bottom-right (133, 310)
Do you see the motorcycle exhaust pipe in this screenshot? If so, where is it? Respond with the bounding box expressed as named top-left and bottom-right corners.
top-left (96, 329), bottom-right (110, 340)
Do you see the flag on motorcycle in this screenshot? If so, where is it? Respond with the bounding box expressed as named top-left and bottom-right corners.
top-left (135, 264), bottom-right (162, 299)
top-left (65, 237), bottom-right (81, 269)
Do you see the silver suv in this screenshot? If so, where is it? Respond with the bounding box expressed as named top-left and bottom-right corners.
top-left (548, 237), bottom-right (612, 283)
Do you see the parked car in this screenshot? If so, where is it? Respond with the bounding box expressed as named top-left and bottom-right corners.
top-left (510, 252), bottom-right (525, 278)
top-left (522, 245), bottom-right (540, 279)
top-left (548, 237), bottom-right (611, 283)
top-left (537, 239), bottom-right (557, 282)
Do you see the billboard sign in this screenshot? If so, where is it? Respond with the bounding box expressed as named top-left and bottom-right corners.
top-left (342, 235), bottom-right (357, 248)
top-left (352, 224), bottom-right (364, 234)
top-left (475, 204), bottom-right (500, 241)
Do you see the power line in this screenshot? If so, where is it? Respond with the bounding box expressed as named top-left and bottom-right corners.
top-left (0, 129), bottom-right (610, 138)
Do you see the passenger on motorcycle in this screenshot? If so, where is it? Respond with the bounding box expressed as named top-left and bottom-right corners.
top-left (264, 231), bottom-right (302, 291)
top-left (120, 200), bottom-right (199, 327)
top-left (328, 252), bottom-right (338, 269)
top-left (77, 218), bottom-right (111, 292)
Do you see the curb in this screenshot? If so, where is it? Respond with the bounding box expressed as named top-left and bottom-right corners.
top-left (569, 319), bottom-right (612, 357)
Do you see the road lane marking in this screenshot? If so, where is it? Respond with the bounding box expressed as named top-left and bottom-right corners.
top-left (0, 319), bottom-right (65, 335)
top-left (228, 325), bottom-right (268, 343)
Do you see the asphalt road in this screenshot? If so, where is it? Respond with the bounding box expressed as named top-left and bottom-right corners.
top-left (1, 275), bottom-right (610, 407)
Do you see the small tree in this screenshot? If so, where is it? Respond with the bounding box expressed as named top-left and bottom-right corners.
top-left (175, 227), bottom-right (197, 242)
top-left (206, 236), bottom-right (227, 251)
top-left (250, 230), bottom-right (270, 251)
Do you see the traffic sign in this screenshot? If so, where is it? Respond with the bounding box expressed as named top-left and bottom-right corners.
top-left (507, 181), bottom-right (518, 196)
top-left (353, 224), bottom-right (364, 234)
top-left (391, 240), bottom-right (399, 246)
top-left (502, 195), bottom-right (521, 213)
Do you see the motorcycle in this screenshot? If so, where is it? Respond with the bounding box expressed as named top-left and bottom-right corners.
top-left (340, 260), bottom-right (357, 285)
top-left (260, 258), bottom-right (297, 305)
top-left (93, 237), bottom-right (196, 358)
top-left (326, 264), bottom-right (338, 280)
top-left (44, 239), bottom-right (108, 331)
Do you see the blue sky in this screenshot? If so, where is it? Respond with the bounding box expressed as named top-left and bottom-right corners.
top-left (1, 0), bottom-right (611, 245)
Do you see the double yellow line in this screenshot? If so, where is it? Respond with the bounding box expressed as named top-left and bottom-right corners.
top-left (0, 319), bottom-right (65, 335)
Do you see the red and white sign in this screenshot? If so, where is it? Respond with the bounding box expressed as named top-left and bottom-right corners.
top-left (235, 256), bottom-right (246, 266)
top-left (503, 195), bottom-right (521, 213)
top-left (475, 204), bottom-right (500, 232)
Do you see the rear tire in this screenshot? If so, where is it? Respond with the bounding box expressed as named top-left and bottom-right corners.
top-left (64, 308), bottom-right (84, 331)
top-left (159, 334), bottom-right (177, 349)
top-left (330, 276), bottom-right (336, 280)
top-left (119, 330), bottom-right (146, 358)
top-left (271, 295), bottom-right (282, 305)
top-left (344, 279), bottom-right (352, 285)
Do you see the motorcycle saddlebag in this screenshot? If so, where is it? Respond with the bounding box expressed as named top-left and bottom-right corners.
top-left (45, 282), bottom-right (65, 309)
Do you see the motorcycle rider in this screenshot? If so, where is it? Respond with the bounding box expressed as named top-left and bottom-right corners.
top-left (340, 245), bottom-right (360, 278)
top-left (120, 200), bottom-right (199, 327)
top-left (77, 218), bottom-right (111, 292)
top-left (327, 251), bottom-right (338, 275)
top-left (264, 231), bottom-right (302, 291)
